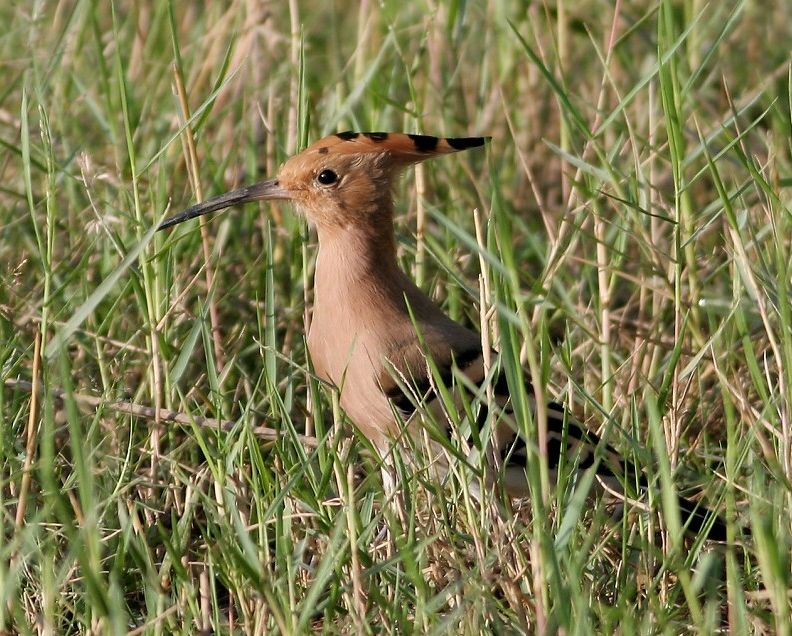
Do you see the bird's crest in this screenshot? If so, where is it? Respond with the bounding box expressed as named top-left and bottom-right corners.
top-left (303, 132), bottom-right (489, 163)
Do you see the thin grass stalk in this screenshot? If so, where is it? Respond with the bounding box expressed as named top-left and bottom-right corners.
top-left (172, 61), bottom-right (225, 373)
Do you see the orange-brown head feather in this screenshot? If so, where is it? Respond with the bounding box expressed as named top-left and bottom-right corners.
top-left (277, 132), bottom-right (488, 231)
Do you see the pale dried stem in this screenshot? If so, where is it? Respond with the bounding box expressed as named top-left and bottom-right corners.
top-left (127, 604), bottom-right (180, 636)
top-left (155, 266), bottom-right (208, 332)
top-left (303, 235), bottom-right (315, 438)
top-left (4, 378), bottom-right (318, 448)
top-left (346, 461), bottom-right (367, 631)
top-left (529, 1), bottom-right (623, 325)
top-left (353, 0), bottom-right (371, 82)
top-left (593, 0), bottom-right (623, 416)
top-left (414, 163), bottom-right (426, 287)
top-left (173, 65), bottom-right (226, 373)
top-left (286, 0), bottom-right (299, 155)
top-left (15, 331), bottom-right (41, 529)
top-left (723, 80), bottom-right (791, 485)
top-left (499, 89), bottom-right (553, 242)
top-left (473, 208), bottom-right (493, 404)
top-left (200, 567), bottom-right (210, 633)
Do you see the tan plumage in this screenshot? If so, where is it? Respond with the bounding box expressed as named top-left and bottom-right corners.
top-left (160, 131), bottom-right (732, 540)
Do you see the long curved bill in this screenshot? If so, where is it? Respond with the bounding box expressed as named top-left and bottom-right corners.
top-left (158, 178), bottom-right (290, 231)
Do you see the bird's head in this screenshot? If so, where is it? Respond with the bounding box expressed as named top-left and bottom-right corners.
top-left (158, 132), bottom-right (488, 233)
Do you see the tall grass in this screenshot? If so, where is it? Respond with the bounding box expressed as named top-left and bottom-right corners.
top-left (1, 0), bottom-right (790, 633)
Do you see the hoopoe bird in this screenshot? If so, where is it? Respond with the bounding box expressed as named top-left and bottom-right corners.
top-left (160, 131), bottom-right (734, 541)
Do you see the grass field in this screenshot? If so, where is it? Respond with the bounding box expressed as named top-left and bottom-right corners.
top-left (2, 0), bottom-right (791, 633)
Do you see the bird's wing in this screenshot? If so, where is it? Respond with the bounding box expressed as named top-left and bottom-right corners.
top-left (379, 342), bottom-right (632, 486)
top-left (378, 341), bottom-right (728, 540)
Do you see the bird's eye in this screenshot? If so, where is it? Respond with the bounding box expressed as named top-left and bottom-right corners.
top-left (316, 169), bottom-right (338, 185)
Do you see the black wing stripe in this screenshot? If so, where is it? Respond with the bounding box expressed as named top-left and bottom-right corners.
top-left (384, 345), bottom-right (484, 417)
top-left (677, 495), bottom-right (728, 541)
top-left (453, 346), bottom-right (483, 369)
top-left (386, 360), bottom-right (629, 482)
top-left (383, 355), bottom-right (737, 540)
top-left (501, 430), bottom-right (528, 463)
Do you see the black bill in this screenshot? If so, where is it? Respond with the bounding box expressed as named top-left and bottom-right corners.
top-left (158, 178), bottom-right (289, 231)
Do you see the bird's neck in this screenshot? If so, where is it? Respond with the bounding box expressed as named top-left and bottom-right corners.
top-left (308, 212), bottom-right (474, 400)
top-left (313, 221), bottom-right (404, 301)
top-left (309, 220), bottom-right (410, 385)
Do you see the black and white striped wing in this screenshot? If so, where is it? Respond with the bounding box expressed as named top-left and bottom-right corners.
top-left (380, 344), bottom-right (728, 540)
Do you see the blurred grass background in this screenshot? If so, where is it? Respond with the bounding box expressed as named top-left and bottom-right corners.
top-left (1, 0), bottom-right (790, 633)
